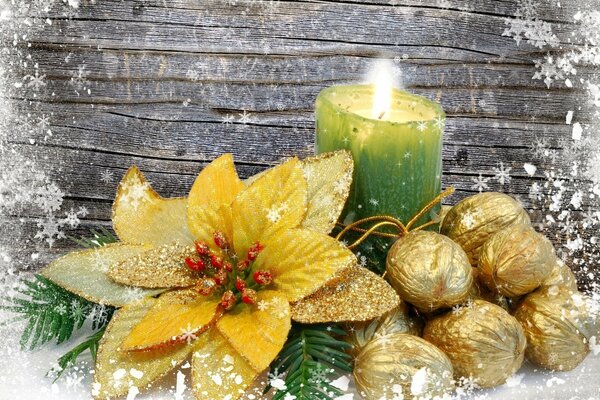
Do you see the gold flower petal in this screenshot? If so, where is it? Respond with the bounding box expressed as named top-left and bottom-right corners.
top-left (113, 166), bottom-right (194, 246)
top-left (122, 290), bottom-right (221, 351)
top-left (188, 154), bottom-right (245, 250)
top-left (94, 298), bottom-right (193, 399)
top-left (108, 241), bottom-right (198, 288)
top-left (290, 266), bottom-right (400, 324)
top-left (191, 329), bottom-right (260, 400)
top-left (300, 150), bottom-right (353, 234)
top-left (216, 290), bottom-right (291, 372)
top-left (232, 157), bottom-right (307, 258)
top-left (254, 228), bottom-right (356, 302)
top-left (40, 243), bottom-right (163, 307)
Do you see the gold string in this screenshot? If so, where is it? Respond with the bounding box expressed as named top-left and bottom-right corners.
top-left (336, 187), bottom-right (455, 250)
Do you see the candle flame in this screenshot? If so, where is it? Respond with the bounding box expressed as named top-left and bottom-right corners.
top-left (371, 61), bottom-right (393, 120)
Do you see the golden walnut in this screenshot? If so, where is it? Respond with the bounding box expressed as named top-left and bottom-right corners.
top-left (354, 333), bottom-right (454, 399)
top-left (346, 302), bottom-right (422, 357)
top-left (513, 288), bottom-right (594, 371)
top-left (478, 224), bottom-right (555, 297)
top-left (540, 259), bottom-right (578, 293)
top-left (386, 231), bottom-right (473, 313)
top-left (423, 300), bottom-right (526, 388)
top-left (440, 192), bottom-right (530, 265)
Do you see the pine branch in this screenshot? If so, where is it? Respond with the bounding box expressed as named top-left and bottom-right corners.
top-left (50, 327), bottom-right (106, 381)
top-left (67, 226), bottom-right (117, 248)
top-left (1, 227), bottom-right (118, 378)
top-left (267, 324), bottom-right (353, 400)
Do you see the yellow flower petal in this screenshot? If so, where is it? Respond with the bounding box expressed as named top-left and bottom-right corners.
top-left (216, 290), bottom-right (291, 372)
top-left (290, 266), bottom-right (400, 323)
top-left (254, 228), bottom-right (356, 302)
top-left (108, 241), bottom-right (198, 288)
top-left (122, 290), bottom-right (221, 351)
top-left (113, 166), bottom-right (194, 246)
top-left (188, 154), bottom-right (245, 250)
top-left (40, 243), bottom-right (164, 307)
top-left (232, 158), bottom-right (307, 257)
top-left (191, 329), bottom-right (260, 400)
top-left (94, 298), bottom-right (193, 399)
top-left (300, 151), bottom-right (354, 234)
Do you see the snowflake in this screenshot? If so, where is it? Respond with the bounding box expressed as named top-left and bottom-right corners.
top-left (493, 162), bottom-right (512, 185)
top-left (35, 217), bottom-right (66, 247)
top-left (528, 182), bottom-right (543, 201)
top-left (333, 178), bottom-right (347, 195)
top-left (433, 115), bottom-right (445, 131)
top-left (307, 364), bottom-right (329, 385)
top-left (25, 69), bottom-right (46, 91)
top-left (582, 208), bottom-right (598, 226)
top-left (124, 286), bottom-right (145, 301)
top-left (100, 169), bottom-right (114, 183)
top-left (503, 1), bottom-right (558, 49)
top-left (37, 114), bottom-right (51, 132)
top-left (54, 304), bottom-right (68, 315)
top-left (368, 198), bottom-right (379, 206)
top-left (403, 151), bottom-right (411, 159)
top-left (238, 110), bottom-right (252, 124)
top-left (266, 203), bottom-right (287, 223)
top-left (266, 206), bottom-right (282, 223)
top-left (63, 208), bottom-right (81, 228)
top-left (470, 174), bottom-right (490, 192)
top-left (531, 135), bottom-right (549, 158)
top-left (34, 182), bottom-right (64, 214)
top-left (120, 179), bottom-right (150, 211)
top-left (452, 304), bottom-right (463, 314)
top-left (71, 300), bottom-right (86, 321)
top-left (416, 121), bottom-right (427, 132)
top-left (70, 64), bottom-right (89, 89)
top-left (257, 300), bottom-right (268, 311)
top-left (221, 115), bottom-right (235, 125)
top-left (180, 323), bottom-right (198, 344)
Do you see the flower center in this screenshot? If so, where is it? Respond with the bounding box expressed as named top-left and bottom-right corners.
top-left (184, 231), bottom-right (273, 310)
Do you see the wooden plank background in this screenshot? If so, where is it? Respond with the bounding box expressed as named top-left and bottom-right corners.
top-left (4, 0), bottom-right (597, 283)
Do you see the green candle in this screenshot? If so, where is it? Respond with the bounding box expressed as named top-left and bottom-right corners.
top-left (315, 84), bottom-right (445, 271)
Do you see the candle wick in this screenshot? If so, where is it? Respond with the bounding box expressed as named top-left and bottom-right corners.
top-left (378, 111), bottom-right (386, 120)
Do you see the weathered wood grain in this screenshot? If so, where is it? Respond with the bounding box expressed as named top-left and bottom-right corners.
top-left (4, 0), bottom-right (596, 283)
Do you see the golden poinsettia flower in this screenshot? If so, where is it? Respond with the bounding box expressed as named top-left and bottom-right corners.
top-left (41, 152), bottom-right (399, 400)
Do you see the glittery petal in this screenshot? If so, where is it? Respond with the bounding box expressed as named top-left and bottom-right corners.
top-left (40, 243), bottom-right (164, 307)
top-left (216, 290), bottom-right (291, 372)
top-left (300, 151), bottom-right (354, 234)
top-left (94, 298), bottom-right (193, 399)
top-left (191, 329), bottom-right (260, 400)
top-left (290, 266), bottom-right (400, 324)
top-left (187, 154), bottom-right (245, 251)
top-left (113, 166), bottom-right (194, 246)
top-left (107, 241), bottom-right (199, 288)
top-left (232, 157), bottom-right (307, 258)
top-left (254, 228), bottom-right (356, 302)
top-left (122, 290), bottom-right (221, 351)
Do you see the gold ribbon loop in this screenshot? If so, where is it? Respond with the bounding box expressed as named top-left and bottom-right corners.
top-left (336, 187), bottom-right (455, 250)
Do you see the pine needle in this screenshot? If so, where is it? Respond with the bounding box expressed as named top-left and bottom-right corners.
top-left (266, 324), bottom-right (353, 400)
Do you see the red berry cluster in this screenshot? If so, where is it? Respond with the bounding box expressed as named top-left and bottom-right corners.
top-left (183, 231), bottom-right (274, 311)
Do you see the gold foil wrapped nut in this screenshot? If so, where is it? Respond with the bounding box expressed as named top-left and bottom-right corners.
top-left (539, 259), bottom-right (578, 294)
top-left (354, 333), bottom-right (454, 399)
top-left (423, 300), bottom-right (526, 388)
top-left (346, 302), bottom-right (422, 357)
top-left (386, 231), bottom-right (473, 313)
top-left (514, 288), bottom-right (593, 371)
top-left (440, 192), bottom-right (530, 265)
top-left (478, 224), bottom-right (555, 297)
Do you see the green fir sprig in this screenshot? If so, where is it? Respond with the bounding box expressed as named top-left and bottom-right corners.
top-left (50, 327), bottom-right (107, 381)
top-left (1, 227), bottom-right (117, 379)
top-left (267, 324), bottom-right (353, 400)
